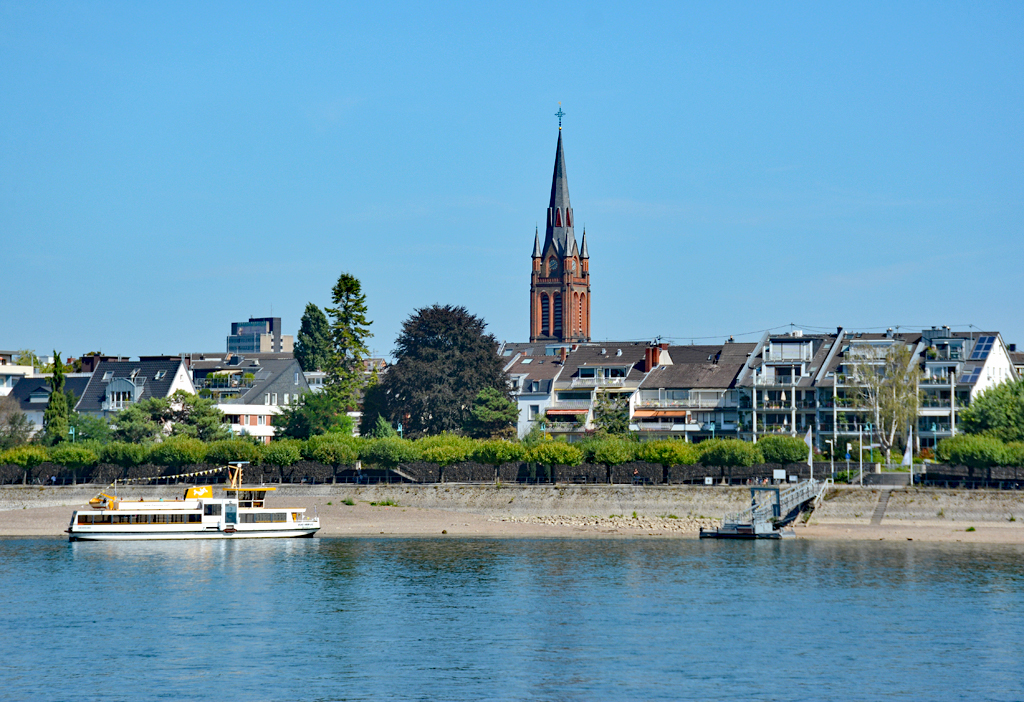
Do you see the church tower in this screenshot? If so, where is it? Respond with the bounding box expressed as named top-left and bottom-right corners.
top-left (530, 129), bottom-right (591, 343)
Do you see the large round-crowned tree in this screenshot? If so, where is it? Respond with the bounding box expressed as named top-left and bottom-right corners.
top-left (380, 305), bottom-right (510, 438)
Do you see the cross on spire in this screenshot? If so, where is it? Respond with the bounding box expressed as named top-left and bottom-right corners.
top-left (555, 103), bottom-right (565, 130)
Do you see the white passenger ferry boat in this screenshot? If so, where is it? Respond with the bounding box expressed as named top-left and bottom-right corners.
top-left (67, 466), bottom-right (320, 541)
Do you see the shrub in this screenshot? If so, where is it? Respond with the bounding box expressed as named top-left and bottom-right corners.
top-left (205, 438), bottom-right (260, 466)
top-left (0, 444), bottom-right (49, 468)
top-left (150, 436), bottom-right (208, 467)
top-left (592, 438), bottom-right (635, 466)
top-left (529, 441), bottom-right (583, 467)
top-left (417, 433), bottom-right (475, 467)
top-left (100, 441), bottom-right (151, 468)
top-left (472, 439), bottom-right (525, 466)
top-left (636, 440), bottom-right (699, 467)
top-left (303, 434), bottom-right (360, 465)
top-left (48, 444), bottom-right (99, 469)
top-left (935, 434), bottom-right (1006, 468)
top-left (360, 437), bottom-right (421, 468)
top-left (697, 438), bottom-right (763, 467)
top-left (1002, 442), bottom-right (1024, 467)
top-left (259, 440), bottom-right (302, 467)
top-left (757, 435), bottom-right (809, 464)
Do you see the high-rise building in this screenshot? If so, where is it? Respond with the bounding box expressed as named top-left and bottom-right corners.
top-left (530, 129), bottom-right (591, 343)
top-left (227, 317), bottom-right (294, 354)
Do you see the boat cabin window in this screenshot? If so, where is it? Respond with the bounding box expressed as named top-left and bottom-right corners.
top-left (204, 504), bottom-right (222, 516)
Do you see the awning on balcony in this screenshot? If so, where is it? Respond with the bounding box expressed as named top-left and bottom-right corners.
top-left (546, 408), bottom-right (586, 415)
top-left (633, 409), bottom-right (689, 418)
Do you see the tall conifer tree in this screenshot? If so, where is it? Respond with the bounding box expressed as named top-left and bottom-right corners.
top-left (294, 303), bottom-right (332, 372)
top-left (324, 273), bottom-right (372, 410)
top-left (43, 350), bottom-right (69, 444)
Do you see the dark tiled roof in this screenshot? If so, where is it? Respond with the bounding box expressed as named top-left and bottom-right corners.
top-left (76, 360), bottom-right (188, 412)
top-left (192, 358), bottom-right (306, 404)
top-left (559, 342), bottom-right (649, 378)
top-left (10, 376), bottom-right (91, 413)
top-left (640, 344), bottom-right (755, 389)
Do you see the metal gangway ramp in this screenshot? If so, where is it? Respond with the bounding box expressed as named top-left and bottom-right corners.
top-left (700, 479), bottom-right (831, 539)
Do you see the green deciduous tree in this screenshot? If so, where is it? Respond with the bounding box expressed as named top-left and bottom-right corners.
top-left (294, 303), bottom-right (332, 373)
top-left (278, 391), bottom-right (354, 439)
top-left (756, 435), bottom-right (810, 464)
top-left (43, 351), bottom-right (69, 445)
top-left (697, 438), bottom-right (763, 467)
top-left (68, 412), bottom-right (112, 444)
top-left (13, 349), bottom-right (41, 369)
top-left (472, 439), bottom-right (525, 466)
top-left (0, 395), bottom-right (33, 450)
top-left (593, 391), bottom-right (630, 436)
top-left (935, 434), bottom-right (1006, 468)
top-left (463, 387), bottom-right (519, 439)
top-left (959, 378), bottom-right (1024, 443)
top-left (325, 273), bottom-right (373, 410)
top-left (851, 343), bottom-right (921, 463)
top-left (166, 390), bottom-right (231, 442)
top-left (379, 305), bottom-right (507, 438)
top-left (636, 440), bottom-right (699, 467)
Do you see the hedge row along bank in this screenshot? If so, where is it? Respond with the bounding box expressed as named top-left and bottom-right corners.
top-left (4, 434), bottom-right (1024, 485)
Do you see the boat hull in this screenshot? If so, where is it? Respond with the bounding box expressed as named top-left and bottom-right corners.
top-left (68, 528), bottom-right (319, 541)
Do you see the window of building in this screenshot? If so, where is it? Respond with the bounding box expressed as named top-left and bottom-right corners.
top-left (529, 405), bottom-right (540, 419)
top-left (264, 393), bottom-right (271, 405)
top-left (282, 394), bottom-right (289, 405)
top-left (579, 367), bottom-right (596, 378)
top-left (292, 394), bottom-right (299, 404)
top-left (271, 393), bottom-right (277, 405)
top-left (294, 372), bottom-right (299, 385)
top-left (154, 370), bottom-right (166, 381)
top-left (553, 294), bottom-right (562, 336)
top-left (258, 415), bottom-right (266, 426)
top-left (540, 295), bottom-right (550, 336)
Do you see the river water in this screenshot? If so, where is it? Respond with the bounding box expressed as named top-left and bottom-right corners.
top-left (1, 537), bottom-right (1022, 701)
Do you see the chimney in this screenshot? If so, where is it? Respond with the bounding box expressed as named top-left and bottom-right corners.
top-left (659, 343), bottom-right (668, 350)
top-left (1010, 343), bottom-right (1017, 352)
top-left (559, 347), bottom-right (567, 364)
top-left (643, 347), bottom-right (654, 372)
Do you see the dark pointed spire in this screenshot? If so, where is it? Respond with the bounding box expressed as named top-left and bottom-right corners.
top-left (542, 130), bottom-right (576, 258)
top-left (532, 227), bottom-right (541, 258)
top-left (580, 228), bottom-right (589, 259)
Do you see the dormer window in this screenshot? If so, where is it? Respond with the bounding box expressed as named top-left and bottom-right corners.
top-left (154, 371), bottom-right (166, 381)
top-left (102, 371), bottom-right (114, 381)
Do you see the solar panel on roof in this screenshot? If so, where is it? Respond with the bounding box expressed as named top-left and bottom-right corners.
top-left (970, 336), bottom-right (995, 360)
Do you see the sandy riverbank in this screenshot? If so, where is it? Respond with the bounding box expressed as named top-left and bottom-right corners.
top-left (2, 483), bottom-right (1022, 542)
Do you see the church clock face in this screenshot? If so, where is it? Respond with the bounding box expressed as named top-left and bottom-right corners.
top-left (548, 258), bottom-right (559, 274)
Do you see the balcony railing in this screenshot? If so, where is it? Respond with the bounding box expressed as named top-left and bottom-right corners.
top-left (754, 375), bottom-right (802, 386)
top-left (550, 399), bottom-right (592, 410)
top-left (764, 348), bottom-right (813, 362)
top-left (198, 378), bottom-right (257, 390)
top-left (546, 423), bottom-right (584, 433)
top-left (920, 376), bottom-right (954, 386)
top-left (571, 377), bottom-right (626, 388)
top-left (636, 398), bottom-right (729, 409)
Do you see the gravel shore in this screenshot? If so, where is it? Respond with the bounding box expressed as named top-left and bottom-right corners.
top-left (2, 483), bottom-right (1022, 543)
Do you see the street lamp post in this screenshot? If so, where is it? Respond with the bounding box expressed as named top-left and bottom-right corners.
top-left (825, 439), bottom-right (834, 481)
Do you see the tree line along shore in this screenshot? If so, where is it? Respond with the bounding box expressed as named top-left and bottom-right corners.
top-left (2, 432), bottom-right (1024, 488)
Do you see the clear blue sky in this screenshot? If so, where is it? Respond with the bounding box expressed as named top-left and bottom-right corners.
top-left (3, 2), bottom-right (1022, 359)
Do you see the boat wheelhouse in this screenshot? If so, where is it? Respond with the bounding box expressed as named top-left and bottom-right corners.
top-left (67, 483), bottom-right (320, 541)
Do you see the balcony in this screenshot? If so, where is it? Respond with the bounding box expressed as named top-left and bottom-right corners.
top-left (550, 399), bottom-right (591, 410)
top-left (764, 348), bottom-right (813, 362)
top-left (571, 377), bottom-right (626, 388)
top-left (198, 377), bottom-right (257, 390)
top-left (636, 398), bottom-right (729, 409)
top-left (754, 375), bottom-right (802, 386)
top-left (920, 376), bottom-right (954, 386)
top-left (546, 423), bottom-right (584, 433)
